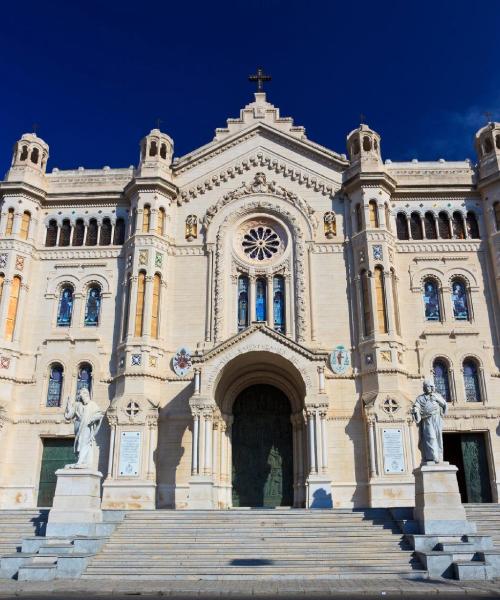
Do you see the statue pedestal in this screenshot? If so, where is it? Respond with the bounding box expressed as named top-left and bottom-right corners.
top-left (306, 475), bottom-right (333, 509)
top-left (414, 462), bottom-right (476, 534)
top-left (187, 476), bottom-right (214, 509)
top-left (46, 468), bottom-right (103, 537)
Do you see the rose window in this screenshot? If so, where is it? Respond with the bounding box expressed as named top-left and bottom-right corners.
top-left (242, 226), bottom-right (280, 261)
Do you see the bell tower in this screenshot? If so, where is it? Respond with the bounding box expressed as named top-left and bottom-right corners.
top-left (138, 128), bottom-right (174, 179)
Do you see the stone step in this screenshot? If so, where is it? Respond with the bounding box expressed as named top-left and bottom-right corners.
top-left (453, 560), bottom-right (494, 580)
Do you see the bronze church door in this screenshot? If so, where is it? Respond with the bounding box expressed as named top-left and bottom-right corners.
top-left (232, 384), bottom-right (293, 508)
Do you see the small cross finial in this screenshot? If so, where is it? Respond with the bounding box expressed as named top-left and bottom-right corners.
top-left (155, 118), bottom-right (163, 130)
top-left (484, 111), bottom-right (493, 124)
top-left (32, 123), bottom-right (38, 135)
top-left (359, 114), bottom-right (366, 125)
top-left (248, 67), bottom-right (271, 93)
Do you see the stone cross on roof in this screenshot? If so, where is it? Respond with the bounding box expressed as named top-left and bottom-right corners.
top-left (248, 68), bottom-right (271, 92)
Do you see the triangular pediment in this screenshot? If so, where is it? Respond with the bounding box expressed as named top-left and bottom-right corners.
top-left (196, 323), bottom-right (327, 365)
top-left (173, 94), bottom-right (348, 177)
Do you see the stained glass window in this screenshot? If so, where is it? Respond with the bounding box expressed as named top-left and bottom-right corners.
top-left (85, 286), bottom-right (101, 326)
top-left (76, 363), bottom-right (92, 395)
top-left (255, 278), bottom-right (267, 322)
top-left (273, 276), bottom-right (285, 333)
top-left (238, 276), bottom-right (249, 331)
top-left (47, 364), bottom-right (64, 407)
top-left (451, 279), bottom-right (469, 321)
top-left (423, 279), bottom-right (441, 321)
top-left (433, 359), bottom-right (451, 402)
top-left (57, 286), bottom-right (74, 327)
top-left (463, 360), bottom-right (481, 402)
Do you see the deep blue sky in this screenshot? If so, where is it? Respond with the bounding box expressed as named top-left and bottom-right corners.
top-left (1, 0), bottom-right (499, 176)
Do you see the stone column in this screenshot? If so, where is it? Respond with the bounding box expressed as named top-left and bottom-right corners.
top-left (191, 412), bottom-right (200, 476)
top-left (284, 273), bottom-right (292, 337)
top-left (187, 401), bottom-right (215, 509)
top-left (147, 420), bottom-right (158, 480)
top-left (367, 419), bottom-right (377, 477)
top-left (12, 282), bottom-right (29, 343)
top-left (383, 270), bottom-right (396, 335)
top-left (319, 410), bottom-right (328, 475)
top-left (267, 277), bottom-right (274, 327)
top-left (127, 275), bottom-right (139, 338)
top-left (107, 421), bottom-right (117, 478)
top-left (305, 404), bottom-right (332, 508)
top-left (307, 410), bottom-right (317, 474)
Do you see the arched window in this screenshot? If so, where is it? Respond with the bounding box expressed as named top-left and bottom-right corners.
top-left (45, 219), bottom-right (58, 247)
top-left (452, 211), bottom-right (466, 239)
top-left (46, 364), bottom-right (64, 407)
top-left (410, 212), bottom-right (423, 240)
top-left (77, 363), bottom-right (92, 394)
top-left (142, 205), bottom-right (151, 233)
top-left (368, 200), bottom-right (379, 228)
top-left (391, 269), bottom-right (401, 336)
top-left (160, 143), bottom-right (167, 160)
top-left (363, 136), bottom-right (372, 151)
top-left (355, 204), bottom-right (363, 233)
top-left (385, 204), bottom-right (391, 231)
top-left (0, 272), bottom-right (4, 307)
top-left (496, 134), bottom-right (500, 150)
top-left (131, 209), bottom-right (137, 235)
top-left (273, 276), bottom-right (285, 333)
top-left (422, 278), bottom-right (441, 321)
top-left (149, 141), bottom-right (158, 157)
top-left (20, 211), bottom-right (31, 240)
top-left (374, 266), bottom-right (388, 333)
top-left (360, 270), bottom-right (372, 336)
top-left (424, 212), bottom-right (437, 239)
top-left (30, 147), bottom-right (39, 164)
top-left (433, 359), bottom-right (451, 402)
top-left (463, 359), bottom-right (482, 402)
top-left (84, 286), bottom-right (101, 326)
top-left (396, 213), bottom-right (409, 240)
top-left (20, 145), bottom-right (28, 161)
top-left (114, 218), bottom-right (126, 245)
top-left (495, 202), bottom-right (500, 232)
top-left (151, 273), bottom-right (161, 339)
top-left (5, 208), bottom-right (14, 236)
top-left (466, 211), bottom-right (480, 239)
top-left (86, 219), bottom-right (98, 246)
top-left (134, 271), bottom-right (146, 336)
top-left (451, 279), bottom-right (469, 320)
top-left (73, 219), bottom-right (85, 246)
top-left (99, 218), bottom-right (112, 245)
top-left (237, 276), bottom-right (249, 332)
top-left (57, 285), bottom-right (74, 327)
top-left (122, 273), bottom-right (131, 341)
top-left (484, 138), bottom-right (493, 154)
top-left (5, 275), bottom-right (21, 341)
top-left (156, 208), bottom-right (166, 236)
top-left (255, 277), bottom-right (267, 322)
top-left (438, 212), bottom-right (451, 239)
top-left (59, 219), bottom-right (71, 246)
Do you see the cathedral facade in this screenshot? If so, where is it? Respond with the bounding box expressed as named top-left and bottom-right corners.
top-left (0, 92), bottom-right (499, 511)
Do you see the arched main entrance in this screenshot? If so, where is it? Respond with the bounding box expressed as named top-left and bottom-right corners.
top-left (232, 384), bottom-right (293, 508)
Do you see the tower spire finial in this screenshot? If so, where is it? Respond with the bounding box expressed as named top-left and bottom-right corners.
top-left (248, 67), bottom-right (271, 93)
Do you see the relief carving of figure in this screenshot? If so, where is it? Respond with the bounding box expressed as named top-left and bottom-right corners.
top-left (64, 388), bottom-right (104, 468)
top-left (411, 379), bottom-right (448, 463)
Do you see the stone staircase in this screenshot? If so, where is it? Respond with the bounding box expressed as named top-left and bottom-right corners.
top-left (0, 510), bottom-right (48, 557)
top-left (465, 504), bottom-right (500, 547)
top-left (82, 509), bottom-right (426, 580)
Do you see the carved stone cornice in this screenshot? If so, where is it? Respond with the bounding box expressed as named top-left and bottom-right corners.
top-left (397, 241), bottom-right (482, 253)
top-left (178, 152), bottom-right (341, 206)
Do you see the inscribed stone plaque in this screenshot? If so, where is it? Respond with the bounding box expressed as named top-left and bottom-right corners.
top-left (119, 431), bottom-right (141, 476)
top-left (383, 428), bottom-right (405, 474)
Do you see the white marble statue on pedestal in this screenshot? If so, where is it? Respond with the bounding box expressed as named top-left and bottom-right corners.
top-left (64, 388), bottom-right (104, 468)
top-left (411, 379), bottom-right (448, 463)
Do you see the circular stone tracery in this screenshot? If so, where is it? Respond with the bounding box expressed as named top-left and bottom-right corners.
top-left (242, 226), bottom-right (280, 260)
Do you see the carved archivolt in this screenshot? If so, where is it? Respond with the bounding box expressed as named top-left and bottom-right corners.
top-left (213, 199), bottom-right (308, 342)
top-left (203, 172), bottom-right (318, 232)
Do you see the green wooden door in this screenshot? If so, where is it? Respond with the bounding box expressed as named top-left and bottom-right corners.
top-left (37, 438), bottom-right (75, 507)
top-left (232, 384), bottom-right (293, 508)
top-left (461, 433), bottom-right (492, 503)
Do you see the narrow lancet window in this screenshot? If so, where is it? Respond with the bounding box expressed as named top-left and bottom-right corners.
top-left (77, 363), bottom-right (93, 394)
top-left (374, 266), bottom-right (388, 333)
top-left (255, 277), bottom-right (267, 322)
top-left (135, 271), bottom-right (146, 336)
top-left (47, 364), bottom-right (64, 407)
top-left (57, 286), bottom-right (74, 327)
top-left (151, 274), bottom-right (161, 339)
top-left (85, 286), bottom-right (101, 326)
top-left (273, 276), bottom-right (285, 333)
top-left (423, 279), bottom-right (441, 321)
top-left (5, 275), bottom-right (21, 341)
top-left (451, 279), bottom-right (469, 320)
top-left (433, 359), bottom-right (451, 402)
top-left (463, 359), bottom-right (481, 402)
top-left (237, 276), bottom-right (249, 332)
